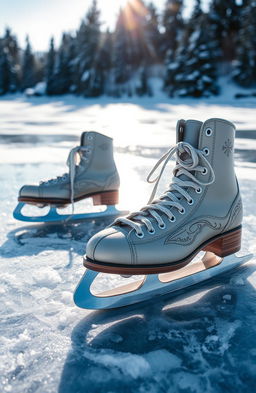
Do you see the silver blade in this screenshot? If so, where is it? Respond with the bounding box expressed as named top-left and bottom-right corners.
top-left (13, 202), bottom-right (128, 223)
top-left (73, 253), bottom-right (253, 310)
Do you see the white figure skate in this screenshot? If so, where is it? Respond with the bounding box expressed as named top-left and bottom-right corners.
top-left (13, 131), bottom-right (127, 223)
top-left (74, 119), bottom-right (253, 310)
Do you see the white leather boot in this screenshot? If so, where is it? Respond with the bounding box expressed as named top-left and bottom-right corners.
top-left (14, 131), bottom-right (122, 222)
top-left (85, 119), bottom-right (242, 274)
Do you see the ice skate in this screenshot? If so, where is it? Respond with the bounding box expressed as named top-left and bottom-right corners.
top-left (74, 118), bottom-right (252, 310)
top-left (13, 131), bottom-right (127, 223)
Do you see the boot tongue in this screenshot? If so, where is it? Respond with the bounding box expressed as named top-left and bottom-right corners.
top-left (176, 119), bottom-right (202, 147)
top-left (174, 119), bottom-right (203, 186)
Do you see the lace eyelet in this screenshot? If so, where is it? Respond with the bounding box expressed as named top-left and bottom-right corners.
top-left (187, 199), bottom-right (194, 205)
top-left (158, 223), bottom-right (166, 230)
top-left (196, 187), bottom-right (202, 194)
top-left (202, 167), bottom-right (208, 175)
top-left (205, 127), bottom-right (213, 136)
top-left (179, 208), bottom-right (185, 214)
top-left (88, 135), bottom-right (93, 140)
top-left (136, 232), bottom-right (144, 239)
top-left (169, 216), bottom-right (176, 222)
top-left (203, 147), bottom-right (209, 156)
top-left (148, 228), bottom-right (155, 235)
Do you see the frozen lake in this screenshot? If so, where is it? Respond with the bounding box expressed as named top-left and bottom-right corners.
top-left (0, 95), bottom-right (256, 393)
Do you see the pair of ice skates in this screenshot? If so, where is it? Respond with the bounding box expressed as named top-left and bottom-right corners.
top-left (14, 119), bottom-right (252, 310)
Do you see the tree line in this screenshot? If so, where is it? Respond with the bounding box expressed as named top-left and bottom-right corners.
top-left (0, 0), bottom-right (255, 98)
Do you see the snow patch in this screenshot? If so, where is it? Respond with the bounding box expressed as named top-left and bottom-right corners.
top-left (145, 350), bottom-right (181, 372)
top-left (222, 294), bottom-right (232, 301)
top-left (85, 350), bottom-right (151, 379)
top-left (32, 269), bottom-right (61, 288)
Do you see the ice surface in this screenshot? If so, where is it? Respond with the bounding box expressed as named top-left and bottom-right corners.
top-left (0, 92), bottom-right (256, 393)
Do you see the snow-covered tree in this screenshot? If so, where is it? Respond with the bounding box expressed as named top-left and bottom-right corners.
top-left (112, 9), bottom-right (132, 94)
top-left (0, 44), bottom-right (12, 94)
top-left (162, 0), bottom-right (184, 60)
top-left (128, 0), bottom-right (157, 65)
top-left (21, 36), bottom-right (37, 90)
top-left (136, 66), bottom-right (152, 96)
top-left (209, 0), bottom-right (241, 38)
top-left (112, 1), bottom-right (158, 96)
top-left (233, 0), bottom-right (256, 87)
top-left (92, 30), bottom-right (113, 96)
top-left (75, 0), bottom-right (101, 96)
top-left (207, 0), bottom-right (241, 62)
top-left (54, 33), bottom-right (72, 94)
top-left (51, 33), bottom-right (75, 95)
top-left (164, 13), bottom-right (219, 97)
top-left (145, 2), bottom-right (161, 62)
top-left (0, 28), bottom-right (21, 94)
top-left (191, 0), bottom-right (203, 20)
top-left (181, 0), bottom-right (203, 51)
top-left (2, 28), bottom-right (20, 91)
top-left (46, 38), bottom-right (56, 95)
top-left (2, 0), bottom-right (254, 98)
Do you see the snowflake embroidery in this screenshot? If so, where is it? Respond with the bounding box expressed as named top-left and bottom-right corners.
top-left (222, 138), bottom-right (233, 157)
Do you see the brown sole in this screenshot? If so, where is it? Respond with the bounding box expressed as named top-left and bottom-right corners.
top-left (18, 189), bottom-right (119, 207)
top-left (83, 226), bottom-right (242, 275)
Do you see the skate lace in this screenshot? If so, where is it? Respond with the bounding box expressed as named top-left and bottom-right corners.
top-left (115, 142), bottom-right (215, 236)
top-left (40, 145), bottom-right (91, 214)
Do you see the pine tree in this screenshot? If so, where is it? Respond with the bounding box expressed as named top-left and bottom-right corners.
top-left (136, 66), bottom-right (152, 96)
top-left (21, 36), bottom-right (37, 90)
top-left (112, 1), bottom-right (156, 96)
top-left (0, 42), bottom-right (12, 94)
top-left (46, 37), bottom-right (56, 95)
top-left (209, 0), bottom-right (241, 38)
top-left (182, 0), bottom-right (203, 51)
top-left (125, 0), bottom-right (154, 65)
top-left (191, 0), bottom-right (202, 20)
top-left (51, 33), bottom-right (75, 94)
top-left (2, 28), bottom-right (20, 91)
top-left (93, 30), bottom-right (113, 96)
top-left (233, 0), bottom-right (256, 87)
top-left (207, 0), bottom-right (241, 62)
top-left (112, 8), bottom-right (132, 94)
top-left (75, 0), bottom-right (101, 96)
top-left (145, 2), bottom-right (161, 62)
top-left (162, 0), bottom-right (184, 60)
top-left (164, 13), bottom-right (219, 97)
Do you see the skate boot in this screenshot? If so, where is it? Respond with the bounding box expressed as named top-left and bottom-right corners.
top-left (74, 118), bottom-right (252, 309)
top-left (13, 131), bottom-right (127, 223)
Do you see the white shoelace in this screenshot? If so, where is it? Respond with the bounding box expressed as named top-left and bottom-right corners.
top-left (40, 145), bottom-right (91, 214)
top-left (115, 142), bottom-right (215, 237)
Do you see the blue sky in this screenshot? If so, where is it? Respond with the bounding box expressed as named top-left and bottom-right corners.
top-left (0, 0), bottom-right (208, 51)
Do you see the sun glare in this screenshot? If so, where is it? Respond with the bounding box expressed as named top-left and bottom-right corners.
top-left (119, 0), bottom-right (129, 7)
top-left (121, 0), bottom-right (148, 31)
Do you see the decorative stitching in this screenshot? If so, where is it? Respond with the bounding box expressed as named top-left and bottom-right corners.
top-left (165, 219), bottom-right (222, 245)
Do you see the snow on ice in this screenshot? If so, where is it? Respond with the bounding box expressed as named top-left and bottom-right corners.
top-left (0, 92), bottom-right (256, 393)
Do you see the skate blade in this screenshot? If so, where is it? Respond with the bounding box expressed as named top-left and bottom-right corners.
top-left (13, 202), bottom-right (128, 223)
top-left (73, 252), bottom-right (253, 310)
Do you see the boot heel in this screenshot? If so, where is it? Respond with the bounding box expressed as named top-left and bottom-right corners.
top-left (203, 227), bottom-right (241, 257)
top-left (92, 190), bottom-right (119, 206)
